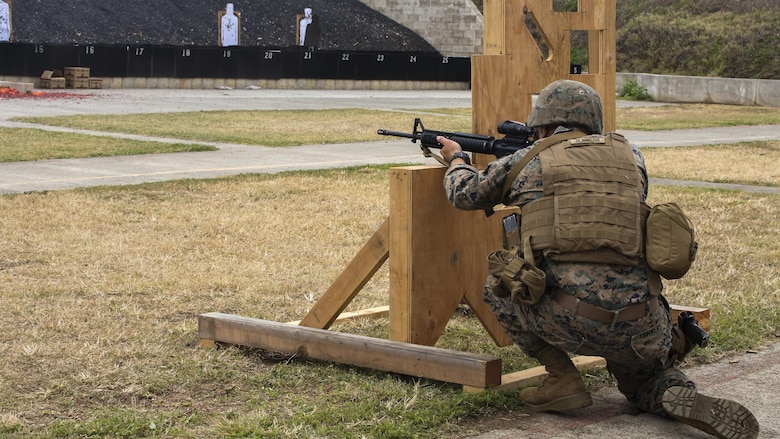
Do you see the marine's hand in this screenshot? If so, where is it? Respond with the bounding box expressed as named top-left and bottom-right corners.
top-left (437, 136), bottom-right (463, 163)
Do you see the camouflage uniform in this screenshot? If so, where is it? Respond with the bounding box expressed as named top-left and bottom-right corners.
top-left (443, 87), bottom-right (694, 415)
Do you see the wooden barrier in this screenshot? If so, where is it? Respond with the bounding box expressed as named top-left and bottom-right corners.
top-left (197, 165), bottom-right (711, 390)
top-left (300, 166), bottom-right (517, 347)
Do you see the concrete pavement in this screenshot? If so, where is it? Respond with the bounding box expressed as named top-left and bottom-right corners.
top-left (467, 343), bottom-right (780, 438)
top-left (1, 88), bottom-right (779, 438)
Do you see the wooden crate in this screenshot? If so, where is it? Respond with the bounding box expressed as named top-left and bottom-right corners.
top-left (40, 77), bottom-right (66, 89)
top-left (40, 71), bottom-right (66, 89)
top-left (64, 66), bottom-right (90, 79)
top-left (89, 78), bottom-right (104, 89)
top-left (66, 77), bottom-right (90, 89)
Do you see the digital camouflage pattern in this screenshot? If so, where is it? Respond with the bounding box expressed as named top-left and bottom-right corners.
top-left (527, 80), bottom-right (604, 135)
top-left (482, 289), bottom-right (694, 414)
top-left (444, 123), bottom-right (694, 416)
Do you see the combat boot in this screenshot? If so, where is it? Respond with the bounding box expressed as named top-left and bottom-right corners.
top-left (662, 386), bottom-right (759, 439)
top-left (520, 346), bottom-right (592, 412)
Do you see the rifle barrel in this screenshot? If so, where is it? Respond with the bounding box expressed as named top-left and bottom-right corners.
top-left (377, 129), bottom-right (418, 140)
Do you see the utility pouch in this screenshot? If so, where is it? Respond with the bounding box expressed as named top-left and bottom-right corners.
top-left (645, 202), bottom-right (698, 279)
top-left (487, 235), bottom-right (546, 306)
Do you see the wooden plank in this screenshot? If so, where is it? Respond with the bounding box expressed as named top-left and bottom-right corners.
top-left (288, 306), bottom-right (389, 326)
top-left (298, 218), bottom-right (389, 329)
top-left (390, 165), bottom-right (466, 345)
top-left (482, 0), bottom-right (506, 55)
top-left (463, 356), bottom-right (606, 393)
top-left (325, 305), bottom-right (389, 321)
top-left (199, 312), bottom-right (502, 388)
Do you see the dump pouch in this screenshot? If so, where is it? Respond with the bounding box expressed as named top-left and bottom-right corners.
top-left (645, 202), bottom-right (698, 279)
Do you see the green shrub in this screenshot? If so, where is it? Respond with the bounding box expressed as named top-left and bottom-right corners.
top-left (618, 79), bottom-right (653, 101)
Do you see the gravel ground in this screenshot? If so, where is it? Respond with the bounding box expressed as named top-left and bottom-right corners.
top-left (9, 0), bottom-right (437, 52)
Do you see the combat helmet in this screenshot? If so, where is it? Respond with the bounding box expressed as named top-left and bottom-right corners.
top-left (527, 80), bottom-right (604, 134)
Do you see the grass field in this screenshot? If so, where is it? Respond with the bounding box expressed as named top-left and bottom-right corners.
top-left (1, 104), bottom-right (778, 438)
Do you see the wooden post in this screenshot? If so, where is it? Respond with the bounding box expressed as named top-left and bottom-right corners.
top-left (388, 166), bottom-right (516, 346)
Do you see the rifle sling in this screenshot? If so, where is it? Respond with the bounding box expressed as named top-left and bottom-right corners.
top-left (501, 130), bottom-right (586, 199)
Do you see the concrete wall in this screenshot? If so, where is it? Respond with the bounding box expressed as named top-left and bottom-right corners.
top-left (617, 73), bottom-right (780, 108)
top-left (358, 0), bottom-right (483, 58)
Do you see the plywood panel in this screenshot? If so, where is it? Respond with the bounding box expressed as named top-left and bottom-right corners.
top-left (389, 166), bottom-right (514, 346)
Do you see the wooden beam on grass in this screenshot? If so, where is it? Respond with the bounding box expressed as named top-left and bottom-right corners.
top-left (199, 312), bottom-right (502, 388)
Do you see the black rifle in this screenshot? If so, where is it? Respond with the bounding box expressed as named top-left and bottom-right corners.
top-left (377, 118), bottom-right (534, 165)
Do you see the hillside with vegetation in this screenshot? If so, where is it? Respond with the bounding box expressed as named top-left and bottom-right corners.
top-left (616, 0), bottom-right (779, 79)
top-left (471, 0), bottom-right (779, 80)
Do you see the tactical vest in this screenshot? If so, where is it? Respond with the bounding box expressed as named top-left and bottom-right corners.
top-left (519, 132), bottom-right (644, 266)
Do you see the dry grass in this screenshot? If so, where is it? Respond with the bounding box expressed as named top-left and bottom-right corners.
top-left (641, 141), bottom-right (780, 186)
top-left (14, 104), bottom-right (780, 143)
top-left (0, 127), bottom-right (215, 162)
top-left (7, 104), bottom-right (779, 163)
top-left (0, 169), bottom-right (392, 433)
top-left (645, 187), bottom-right (780, 347)
top-left (617, 104), bottom-right (780, 130)
top-left (1, 160), bottom-right (778, 436)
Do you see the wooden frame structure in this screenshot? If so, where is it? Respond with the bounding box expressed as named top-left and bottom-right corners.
top-left (201, 166), bottom-right (522, 389)
top-left (472, 0), bottom-right (617, 166)
top-left (198, 0), bottom-right (710, 390)
top-left (298, 166), bottom-right (515, 347)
